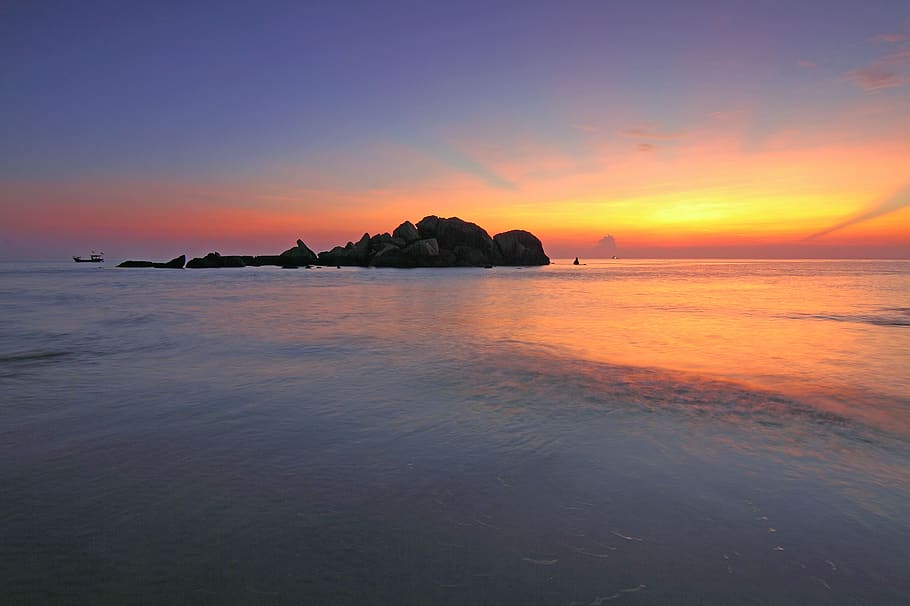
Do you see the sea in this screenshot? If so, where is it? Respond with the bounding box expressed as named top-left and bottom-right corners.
top-left (1, 259), bottom-right (908, 605)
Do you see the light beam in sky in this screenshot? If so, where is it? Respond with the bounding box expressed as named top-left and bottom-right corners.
top-left (805, 184), bottom-right (910, 241)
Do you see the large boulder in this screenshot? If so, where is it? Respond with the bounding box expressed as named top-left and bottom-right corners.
top-left (494, 230), bottom-right (550, 265)
top-left (414, 215), bottom-right (500, 266)
top-left (372, 243), bottom-right (413, 267)
top-left (415, 215), bottom-right (439, 239)
top-left (317, 245), bottom-right (354, 266)
top-left (317, 233), bottom-right (372, 266)
top-left (352, 233), bottom-right (371, 263)
top-left (369, 232), bottom-right (394, 250)
top-left (404, 238), bottom-right (439, 258)
top-left (392, 221), bottom-right (420, 244)
top-left (158, 254), bottom-right (186, 269)
top-left (279, 239), bottom-right (318, 265)
top-left (401, 238), bottom-right (440, 266)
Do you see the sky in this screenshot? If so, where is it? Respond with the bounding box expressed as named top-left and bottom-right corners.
top-left (2, 0), bottom-right (909, 260)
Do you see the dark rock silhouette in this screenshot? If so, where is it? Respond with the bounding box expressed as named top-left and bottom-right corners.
top-left (573, 257), bottom-right (580, 265)
top-left (494, 230), bottom-right (551, 266)
top-left (317, 233), bottom-right (372, 266)
top-left (186, 252), bottom-right (246, 268)
top-left (281, 239), bottom-right (318, 265)
top-left (392, 221), bottom-right (420, 244)
top-left (252, 239), bottom-right (319, 267)
top-left (170, 216), bottom-right (548, 269)
top-left (417, 215), bottom-right (503, 266)
top-left (117, 255), bottom-right (186, 269)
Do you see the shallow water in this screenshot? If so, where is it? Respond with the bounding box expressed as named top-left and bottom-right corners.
top-left (1, 259), bottom-right (908, 604)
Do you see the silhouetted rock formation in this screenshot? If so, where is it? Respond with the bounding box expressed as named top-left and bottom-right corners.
top-left (117, 255), bottom-right (186, 269)
top-left (186, 252), bottom-right (246, 268)
top-left (494, 230), bottom-right (550, 266)
top-left (311, 215), bottom-right (548, 268)
top-left (170, 216), bottom-right (548, 269)
top-left (392, 220), bottom-right (420, 243)
top-left (416, 215), bottom-right (503, 266)
top-left (250, 239), bottom-right (319, 267)
top-left (279, 239), bottom-right (318, 265)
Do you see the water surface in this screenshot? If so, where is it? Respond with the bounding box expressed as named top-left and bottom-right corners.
top-left (1, 259), bottom-right (908, 604)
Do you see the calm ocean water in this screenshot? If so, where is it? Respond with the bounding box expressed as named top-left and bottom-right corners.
top-left (1, 259), bottom-right (908, 605)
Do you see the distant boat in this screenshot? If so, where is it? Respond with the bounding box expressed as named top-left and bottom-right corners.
top-left (73, 252), bottom-right (104, 263)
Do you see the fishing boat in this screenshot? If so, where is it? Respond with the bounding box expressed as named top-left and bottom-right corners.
top-left (73, 252), bottom-right (104, 263)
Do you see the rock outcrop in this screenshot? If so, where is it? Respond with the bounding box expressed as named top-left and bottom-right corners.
top-left (392, 221), bottom-right (420, 244)
top-left (316, 215), bottom-right (521, 268)
top-left (138, 216), bottom-right (548, 269)
top-left (186, 252), bottom-right (246, 268)
top-left (117, 255), bottom-right (186, 269)
top-left (279, 239), bottom-right (318, 265)
top-left (494, 230), bottom-right (551, 266)
top-left (416, 215), bottom-right (503, 266)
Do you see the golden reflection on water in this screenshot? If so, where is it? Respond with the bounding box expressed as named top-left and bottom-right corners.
top-left (183, 260), bottom-right (909, 432)
top-left (478, 260), bottom-right (909, 402)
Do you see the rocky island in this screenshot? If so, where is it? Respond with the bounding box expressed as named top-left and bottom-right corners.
top-left (117, 215), bottom-right (549, 269)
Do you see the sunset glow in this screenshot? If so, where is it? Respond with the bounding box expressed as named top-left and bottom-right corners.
top-left (2, 2), bottom-right (909, 259)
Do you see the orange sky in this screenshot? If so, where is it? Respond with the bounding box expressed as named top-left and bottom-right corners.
top-left (3, 105), bottom-right (908, 260)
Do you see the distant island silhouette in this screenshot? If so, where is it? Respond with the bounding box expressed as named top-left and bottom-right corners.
top-left (117, 215), bottom-right (550, 269)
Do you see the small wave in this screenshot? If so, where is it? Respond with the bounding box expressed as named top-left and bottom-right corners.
top-left (0, 350), bottom-right (73, 364)
top-left (787, 312), bottom-right (910, 327)
top-left (466, 344), bottom-right (910, 445)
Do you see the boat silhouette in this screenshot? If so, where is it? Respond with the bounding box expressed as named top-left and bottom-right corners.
top-left (73, 251), bottom-right (104, 263)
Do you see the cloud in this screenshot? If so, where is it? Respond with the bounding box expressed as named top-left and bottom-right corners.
top-left (797, 59), bottom-right (817, 68)
top-left (875, 33), bottom-right (907, 43)
top-left (843, 67), bottom-right (908, 91)
top-left (843, 44), bottom-right (910, 91)
top-left (420, 139), bottom-right (518, 191)
top-left (621, 123), bottom-right (683, 141)
top-left (636, 143), bottom-right (656, 152)
top-left (805, 184), bottom-right (910, 240)
top-left (596, 234), bottom-right (618, 255)
top-left (570, 123), bottom-right (600, 134)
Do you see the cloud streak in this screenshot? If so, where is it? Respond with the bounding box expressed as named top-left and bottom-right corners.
top-left (843, 67), bottom-right (908, 91)
top-left (843, 45), bottom-right (910, 91)
top-left (875, 33), bottom-right (907, 43)
top-left (621, 123), bottom-right (684, 141)
top-left (805, 185), bottom-right (910, 240)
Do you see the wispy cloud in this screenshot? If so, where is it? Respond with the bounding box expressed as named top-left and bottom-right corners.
top-left (411, 137), bottom-right (518, 191)
top-left (570, 123), bottom-right (600, 134)
top-left (843, 42), bottom-right (910, 91)
top-left (620, 123), bottom-right (684, 141)
top-left (805, 184), bottom-right (910, 240)
top-left (797, 59), bottom-right (817, 68)
top-left (843, 67), bottom-right (908, 91)
top-left (636, 143), bottom-right (656, 152)
top-left (875, 33), bottom-right (907, 43)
